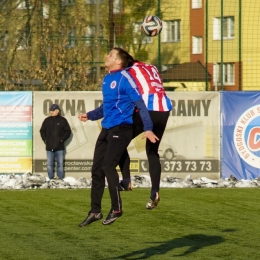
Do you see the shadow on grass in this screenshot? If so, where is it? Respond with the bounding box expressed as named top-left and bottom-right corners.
top-left (111, 233), bottom-right (226, 259)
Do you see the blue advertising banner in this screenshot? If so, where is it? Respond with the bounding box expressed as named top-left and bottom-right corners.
top-left (221, 92), bottom-right (260, 179)
top-left (0, 122), bottom-right (32, 140)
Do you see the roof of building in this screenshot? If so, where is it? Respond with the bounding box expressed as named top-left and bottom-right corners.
top-left (161, 61), bottom-right (212, 82)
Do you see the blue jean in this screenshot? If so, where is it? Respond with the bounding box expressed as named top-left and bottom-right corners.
top-left (46, 150), bottom-right (65, 179)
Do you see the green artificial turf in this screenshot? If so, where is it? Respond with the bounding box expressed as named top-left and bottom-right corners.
top-left (1, 188), bottom-right (260, 260)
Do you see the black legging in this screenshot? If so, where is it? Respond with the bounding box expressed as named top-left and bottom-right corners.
top-left (91, 125), bottom-right (133, 213)
top-left (119, 110), bottom-right (170, 192)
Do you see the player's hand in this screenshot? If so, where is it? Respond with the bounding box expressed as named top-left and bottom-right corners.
top-left (78, 113), bottom-right (88, 122)
top-left (142, 130), bottom-right (159, 143)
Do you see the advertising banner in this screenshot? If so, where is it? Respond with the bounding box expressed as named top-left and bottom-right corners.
top-left (152, 91), bottom-right (220, 179)
top-left (0, 157), bottom-right (32, 173)
top-left (33, 91), bottom-right (103, 178)
top-left (0, 92), bottom-right (32, 173)
top-left (221, 92), bottom-right (260, 179)
top-left (33, 91), bottom-right (220, 179)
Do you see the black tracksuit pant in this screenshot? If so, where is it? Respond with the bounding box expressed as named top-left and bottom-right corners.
top-left (119, 110), bottom-right (170, 192)
top-left (90, 124), bottom-right (133, 213)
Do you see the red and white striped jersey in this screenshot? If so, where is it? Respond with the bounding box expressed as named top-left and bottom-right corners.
top-left (127, 61), bottom-right (172, 111)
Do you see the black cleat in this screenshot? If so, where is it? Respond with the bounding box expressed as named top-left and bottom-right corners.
top-left (78, 212), bottom-right (103, 227)
top-left (102, 210), bottom-right (123, 225)
top-left (118, 181), bottom-right (133, 191)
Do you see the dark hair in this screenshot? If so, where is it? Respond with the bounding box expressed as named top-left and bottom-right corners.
top-left (112, 47), bottom-right (134, 68)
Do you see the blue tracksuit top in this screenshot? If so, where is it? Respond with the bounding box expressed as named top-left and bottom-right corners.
top-left (88, 69), bottom-right (153, 131)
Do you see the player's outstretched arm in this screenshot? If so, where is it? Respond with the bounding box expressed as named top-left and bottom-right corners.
top-left (78, 104), bottom-right (104, 122)
top-left (78, 113), bottom-right (88, 122)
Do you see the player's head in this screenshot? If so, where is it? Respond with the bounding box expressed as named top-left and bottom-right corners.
top-left (113, 47), bottom-right (134, 68)
top-left (105, 47), bottom-right (134, 70)
top-left (49, 104), bottom-right (60, 116)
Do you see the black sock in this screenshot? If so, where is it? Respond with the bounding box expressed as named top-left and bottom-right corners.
top-left (150, 190), bottom-right (158, 200)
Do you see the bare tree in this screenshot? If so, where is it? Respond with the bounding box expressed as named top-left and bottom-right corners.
top-left (0, 0), bottom-right (109, 90)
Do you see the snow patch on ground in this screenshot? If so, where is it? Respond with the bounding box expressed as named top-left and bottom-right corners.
top-left (1, 173), bottom-right (260, 190)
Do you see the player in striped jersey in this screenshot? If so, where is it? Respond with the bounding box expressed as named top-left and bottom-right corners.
top-left (119, 60), bottom-right (172, 210)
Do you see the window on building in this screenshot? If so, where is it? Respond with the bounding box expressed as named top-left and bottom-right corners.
top-left (192, 36), bottom-right (202, 54)
top-left (192, 0), bottom-right (202, 9)
top-left (62, 0), bottom-right (75, 6)
top-left (86, 0), bottom-right (104, 4)
top-left (17, 32), bottom-right (29, 50)
top-left (67, 29), bottom-right (76, 48)
top-left (133, 23), bottom-right (152, 44)
top-left (85, 25), bottom-right (104, 46)
top-left (16, 24), bottom-right (31, 50)
top-left (61, 28), bottom-right (76, 48)
top-left (0, 31), bottom-right (8, 51)
top-left (213, 62), bottom-right (235, 85)
top-left (43, 2), bottom-right (49, 19)
top-left (17, 0), bottom-right (31, 9)
top-left (161, 20), bottom-right (181, 42)
top-left (85, 25), bottom-right (95, 46)
top-left (213, 16), bottom-right (234, 40)
top-left (113, 0), bottom-right (122, 14)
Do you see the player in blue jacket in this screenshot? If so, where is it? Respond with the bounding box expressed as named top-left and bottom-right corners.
top-left (78, 47), bottom-right (158, 227)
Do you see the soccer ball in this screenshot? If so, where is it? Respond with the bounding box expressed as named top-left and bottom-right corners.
top-left (141, 15), bottom-right (163, 37)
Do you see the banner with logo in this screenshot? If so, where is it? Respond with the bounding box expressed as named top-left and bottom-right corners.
top-left (0, 92), bottom-right (32, 173)
top-left (33, 91), bottom-right (220, 180)
top-left (221, 92), bottom-right (260, 179)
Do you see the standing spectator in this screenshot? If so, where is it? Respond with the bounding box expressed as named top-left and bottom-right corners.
top-left (78, 47), bottom-right (158, 227)
top-left (40, 104), bottom-right (71, 180)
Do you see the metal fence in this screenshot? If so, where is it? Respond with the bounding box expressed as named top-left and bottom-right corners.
top-left (0, 0), bottom-right (259, 91)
